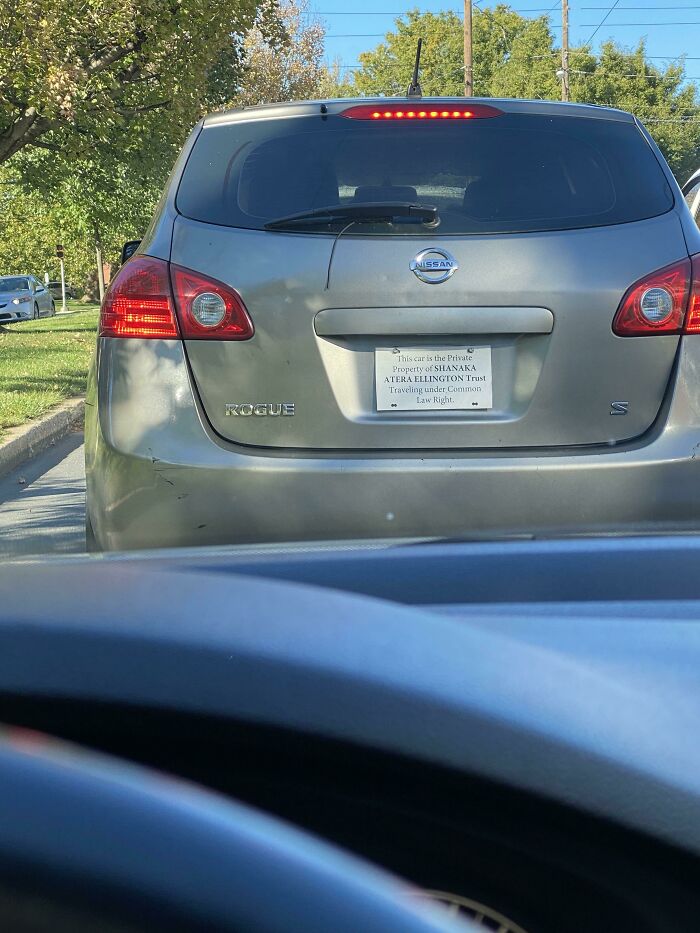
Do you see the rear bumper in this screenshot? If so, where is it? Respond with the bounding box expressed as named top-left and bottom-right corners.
top-left (86, 339), bottom-right (700, 551)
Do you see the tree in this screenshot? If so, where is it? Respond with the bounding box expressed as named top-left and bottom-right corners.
top-left (351, 7), bottom-right (547, 98)
top-left (0, 0), bottom-right (257, 165)
top-left (488, 16), bottom-right (561, 100)
top-left (0, 156), bottom-right (160, 296)
top-left (348, 6), bottom-right (700, 180)
top-left (0, 172), bottom-right (63, 283)
top-left (571, 43), bottom-right (700, 181)
top-left (3, 104), bottom-right (175, 296)
top-left (227, 0), bottom-right (347, 107)
top-left (0, 0), bottom-right (345, 294)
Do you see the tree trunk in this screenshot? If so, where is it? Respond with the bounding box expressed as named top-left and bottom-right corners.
top-left (0, 107), bottom-right (50, 164)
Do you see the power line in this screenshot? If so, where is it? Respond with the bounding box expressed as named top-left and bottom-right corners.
top-left (313, 6), bottom-right (559, 11)
top-left (584, 0), bottom-right (623, 43)
top-left (580, 20), bottom-right (700, 24)
top-left (569, 68), bottom-right (700, 78)
top-left (317, 11), bottom-right (700, 29)
top-left (526, 49), bottom-right (700, 57)
top-left (323, 21), bottom-right (700, 30)
top-left (583, 4), bottom-right (700, 7)
top-left (334, 60), bottom-right (700, 78)
top-left (315, 5), bottom-right (700, 10)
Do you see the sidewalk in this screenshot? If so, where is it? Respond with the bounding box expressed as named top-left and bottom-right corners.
top-left (0, 430), bottom-right (85, 558)
top-left (0, 397), bottom-right (85, 480)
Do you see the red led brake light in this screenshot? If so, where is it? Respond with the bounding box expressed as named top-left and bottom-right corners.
top-left (99, 256), bottom-right (178, 339)
top-left (341, 103), bottom-right (503, 120)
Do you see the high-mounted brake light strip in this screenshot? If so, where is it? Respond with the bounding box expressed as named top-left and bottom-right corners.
top-left (340, 104), bottom-right (504, 121)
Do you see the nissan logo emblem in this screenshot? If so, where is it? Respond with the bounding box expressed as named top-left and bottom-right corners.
top-left (410, 248), bottom-right (459, 284)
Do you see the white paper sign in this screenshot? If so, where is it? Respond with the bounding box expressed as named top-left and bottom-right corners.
top-left (375, 346), bottom-right (492, 411)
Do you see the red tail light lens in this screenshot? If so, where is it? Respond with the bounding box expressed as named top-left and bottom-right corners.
top-left (100, 258), bottom-right (254, 340)
top-left (685, 255), bottom-right (700, 333)
top-left (171, 266), bottom-right (254, 340)
top-left (341, 103), bottom-right (503, 120)
top-left (613, 259), bottom-right (692, 336)
top-left (100, 256), bottom-right (178, 338)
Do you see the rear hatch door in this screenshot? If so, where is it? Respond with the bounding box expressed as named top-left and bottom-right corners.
top-left (173, 102), bottom-right (682, 451)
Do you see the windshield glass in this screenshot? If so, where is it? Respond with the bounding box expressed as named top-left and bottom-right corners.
top-left (5, 9), bottom-right (700, 933)
top-left (0, 278), bottom-right (29, 291)
top-left (1, 2), bottom-right (700, 564)
top-left (176, 112), bottom-right (673, 235)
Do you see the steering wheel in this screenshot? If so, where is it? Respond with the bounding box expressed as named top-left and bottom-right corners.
top-left (0, 730), bottom-right (475, 933)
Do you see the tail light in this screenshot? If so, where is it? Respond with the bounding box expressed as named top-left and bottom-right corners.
top-left (685, 255), bottom-right (700, 333)
top-left (341, 103), bottom-right (503, 120)
top-left (100, 257), bottom-right (178, 338)
top-left (613, 256), bottom-right (700, 336)
top-left (100, 256), bottom-right (253, 340)
top-left (171, 265), bottom-right (253, 340)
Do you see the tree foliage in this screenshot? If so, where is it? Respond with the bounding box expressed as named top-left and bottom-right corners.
top-left (229, 0), bottom-right (340, 107)
top-left (0, 0), bottom-right (343, 289)
top-left (0, 0), bottom-right (258, 165)
top-left (348, 6), bottom-right (700, 180)
top-left (0, 157), bottom-right (160, 293)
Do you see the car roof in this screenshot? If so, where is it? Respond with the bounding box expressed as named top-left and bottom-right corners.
top-left (204, 96), bottom-right (637, 128)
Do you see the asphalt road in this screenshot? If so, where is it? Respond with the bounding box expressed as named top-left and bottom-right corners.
top-left (0, 431), bottom-right (86, 558)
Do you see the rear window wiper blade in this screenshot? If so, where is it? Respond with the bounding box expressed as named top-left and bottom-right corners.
top-left (264, 202), bottom-right (439, 230)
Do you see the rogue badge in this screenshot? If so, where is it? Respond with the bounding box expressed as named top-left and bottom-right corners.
top-left (225, 403), bottom-right (295, 416)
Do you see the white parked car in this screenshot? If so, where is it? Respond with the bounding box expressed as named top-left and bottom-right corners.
top-left (0, 275), bottom-right (55, 323)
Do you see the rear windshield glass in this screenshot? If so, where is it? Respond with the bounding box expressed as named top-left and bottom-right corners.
top-left (176, 110), bottom-right (674, 235)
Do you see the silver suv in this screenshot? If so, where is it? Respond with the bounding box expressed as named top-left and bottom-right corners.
top-left (86, 97), bottom-right (700, 550)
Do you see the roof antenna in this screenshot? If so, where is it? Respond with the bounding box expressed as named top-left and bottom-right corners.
top-left (406, 38), bottom-right (423, 98)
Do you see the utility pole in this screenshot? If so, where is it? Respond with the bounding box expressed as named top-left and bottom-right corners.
top-left (463, 0), bottom-right (473, 97)
top-left (94, 223), bottom-right (105, 302)
top-left (56, 243), bottom-right (66, 313)
top-left (561, 0), bottom-right (570, 101)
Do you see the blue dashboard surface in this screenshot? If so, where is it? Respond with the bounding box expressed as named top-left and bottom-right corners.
top-left (3, 534), bottom-right (700, 860)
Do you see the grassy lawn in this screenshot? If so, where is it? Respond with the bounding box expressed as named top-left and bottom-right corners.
top-left (0, 302), bottom-right (100, 442)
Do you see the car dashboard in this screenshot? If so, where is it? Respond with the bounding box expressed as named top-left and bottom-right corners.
top-left (3, 534), bottom-right (700, 932)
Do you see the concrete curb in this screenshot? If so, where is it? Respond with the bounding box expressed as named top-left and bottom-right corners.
top-left (0, 397), bottom-right (85, 480)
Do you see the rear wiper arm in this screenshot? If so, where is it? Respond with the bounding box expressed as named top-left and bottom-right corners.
top-left (264, 202), bottom-right (439, 230)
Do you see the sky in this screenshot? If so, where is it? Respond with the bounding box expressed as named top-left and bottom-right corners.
top-left (313, 1), bottom-right (700, 85)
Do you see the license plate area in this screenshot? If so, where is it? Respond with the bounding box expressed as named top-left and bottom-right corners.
top-left (375, 346), bottom-right (493, 411)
